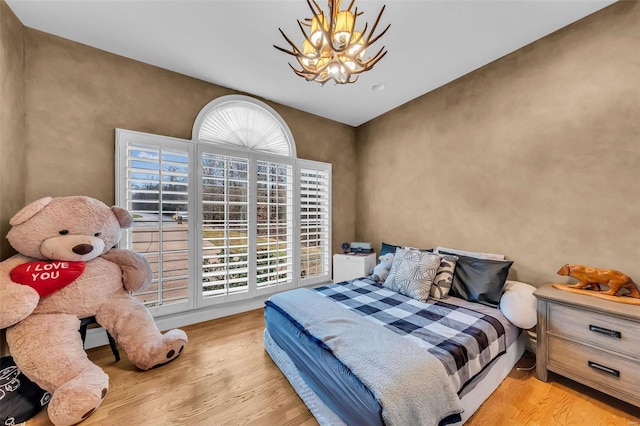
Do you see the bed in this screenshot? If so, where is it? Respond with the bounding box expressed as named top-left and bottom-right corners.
top-left (264, 247), bottom-right (534, 425)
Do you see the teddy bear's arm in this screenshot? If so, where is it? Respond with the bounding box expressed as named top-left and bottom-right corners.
top-left (100, 249), bottom-right (153, 292)
top-left (0, 254), bottom-right (40, 329)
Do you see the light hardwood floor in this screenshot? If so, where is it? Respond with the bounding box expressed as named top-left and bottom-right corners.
top-left (28, 309), bottom-right (640, 426)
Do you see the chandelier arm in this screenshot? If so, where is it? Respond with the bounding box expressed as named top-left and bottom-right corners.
top-left (357, 49), bottom-right (387, 71)
top-left (296, 20), bottom-right (317, 50)
top-left (317, 23), bottom-right (344, 53)
top-left (344, 73), bottom-right (359, 84)
top-left (357, 21), bottom-right (368, 42)
top-left (328, 41), bottom-right (350, 54)
top-left (289, 62), bottom-right (305, 74)
top-left (346, 0), bottom-right (356, 12)
top-left (291, 64), bottom-right (329, 85)
top-left (289, 63), bottom-right (319, 81)
top-left (295, 64), bottom-right (331, 84)
top-left (308, 0), bottom-right (324, 17)
top-left (365, 5), bottom-right (386, 43)
top-left (330, 0), bottom-right (338, 27)
top-left (317, 71), bottom-right (334, 83)
top-left (276, 28), bottom-right (305, 55)
top-left (313, 59), bottom-right (332, 75)
top-left (296, 57), bottom-right (333, 78)
top-left (293, 56), bottom-right (310, 70)
top-left (295, 70), bottom-right (318, 82)
top-left (365, 23), bottom-right (390, 47)
top-left (362, 46), bottom-right (386, 63)
top-left (274, 44), bottom-right (301, 57)
top-left (355, 47), bottom-right (385, 69)
top-left (349, 6), bottom-right (358, 44)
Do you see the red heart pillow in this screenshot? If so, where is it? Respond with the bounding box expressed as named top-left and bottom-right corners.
top-left (10, 261), bottom-right (85, 298)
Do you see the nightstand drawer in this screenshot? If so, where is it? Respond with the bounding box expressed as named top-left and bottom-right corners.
top-left (548, 303), bottom-right (640, 359)
top-left (548, 336), bottom-right (640, 406)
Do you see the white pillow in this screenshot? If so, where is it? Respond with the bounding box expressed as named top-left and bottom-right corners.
top-left (435, 246), bottom-right (505, 261)
top-left (499, 280), bottom-right (537, 329)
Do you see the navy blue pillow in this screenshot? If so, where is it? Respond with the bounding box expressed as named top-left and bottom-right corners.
top-left (380, 242), bottom-right (401, 256)
top-left (446, 254), bottom-right (513, 308)
top-left (381, 242), bottom-right (433, 256)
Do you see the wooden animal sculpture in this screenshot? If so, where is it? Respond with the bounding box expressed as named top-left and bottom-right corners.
top-left (557, 264), bottom-right (640, 298)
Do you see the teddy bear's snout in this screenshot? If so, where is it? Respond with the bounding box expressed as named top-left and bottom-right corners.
top-left (40, 234), bottom-right (106, 261)
top-left (72, 244), bottom-right (94, 255)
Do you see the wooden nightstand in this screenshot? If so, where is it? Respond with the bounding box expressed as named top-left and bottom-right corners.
top-left (332, 253), bottom-right (377, 283)
top-left (534, 283), bottom-right (640, 407)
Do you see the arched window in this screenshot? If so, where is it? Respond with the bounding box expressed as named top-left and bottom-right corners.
top-left (193, 95), bottom-right (296, 157)
top-left (116, 96), bottom-right (331, 317)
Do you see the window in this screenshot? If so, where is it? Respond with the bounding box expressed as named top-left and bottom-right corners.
top-left (116, 95), bottom-right (331, 316)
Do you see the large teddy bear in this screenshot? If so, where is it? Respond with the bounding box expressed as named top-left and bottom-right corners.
top-left (0, 196), bottom-right (188, 426)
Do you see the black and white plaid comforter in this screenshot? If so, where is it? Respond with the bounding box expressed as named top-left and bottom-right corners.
top-left (314, 278), bottom-right (508, 393)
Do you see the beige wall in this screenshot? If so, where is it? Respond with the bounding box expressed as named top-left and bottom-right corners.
top-left (15, 28), bottom-right (356, 259)
top-left (3, 0), bottom-right (638, 289)
top-left (356, 1), bottom-right (640, 286)
top-left (0, 1), bottom-right (25, 261)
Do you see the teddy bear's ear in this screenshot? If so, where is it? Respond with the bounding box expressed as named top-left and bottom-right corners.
top-left (111, 206), bottom-right (133, 229)
top-left (10, 197), bottom-right (53, 226)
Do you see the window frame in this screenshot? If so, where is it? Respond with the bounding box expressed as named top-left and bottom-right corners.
top-left (115, 96), bottom-right (331, 317)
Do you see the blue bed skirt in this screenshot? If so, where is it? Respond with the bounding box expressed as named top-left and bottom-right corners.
top-left (264, 303), bottom-right (384, 425)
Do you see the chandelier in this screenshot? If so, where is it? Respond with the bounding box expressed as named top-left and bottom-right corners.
top-left (274, 0), bottom-right (390, 85)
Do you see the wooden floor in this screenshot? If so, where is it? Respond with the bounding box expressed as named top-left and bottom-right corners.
top-left (28, 309), bottom-right (639, 426)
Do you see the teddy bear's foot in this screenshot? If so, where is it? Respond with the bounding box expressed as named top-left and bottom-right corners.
top-left (47, 369), bottom-right (108, 426)
top-left (137, 329), bottom-right (187, 370)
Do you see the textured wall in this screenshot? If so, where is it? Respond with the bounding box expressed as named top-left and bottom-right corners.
top-left (0, 1), bottom-right (25, 261)
top-left (0, 0), bottom-right (25, 356)
top-left (356, 1), bottom-right (640, 286)
top-left (18, 29), bottom-right (356, 257)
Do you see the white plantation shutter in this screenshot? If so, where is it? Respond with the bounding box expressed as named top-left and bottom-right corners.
top-left (256, 160), bottom-right (294, 289)
top-left (299, 161), bottom-right (332, 284)
top-left (201, 152), bottom-right (250, 298)
top-left (116, 132), bottom-right (192, 315)
top-left (193, 96), bottom-right (296, 157)
top-left (197, 105), bottom-right (292, 156)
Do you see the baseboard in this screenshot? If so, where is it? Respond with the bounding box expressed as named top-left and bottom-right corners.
top-left (84, 281), bottom-right (330, 350)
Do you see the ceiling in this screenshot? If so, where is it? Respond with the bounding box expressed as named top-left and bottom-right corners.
top-left (6, 0), bottom-right (616, 127)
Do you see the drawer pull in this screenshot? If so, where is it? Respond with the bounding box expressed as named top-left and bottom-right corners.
top-left (589, 324), bottom-right (621, 338)
top-left (588, 361), bottom-right (620, 377)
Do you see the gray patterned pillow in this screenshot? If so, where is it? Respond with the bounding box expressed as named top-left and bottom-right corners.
top-left (383, 248), bottom-right (441, 302)
top-left (430, 255), bottom-right (458, 299)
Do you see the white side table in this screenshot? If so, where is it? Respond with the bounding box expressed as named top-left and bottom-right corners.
top-left (333, 253), bottom-right (377, 283)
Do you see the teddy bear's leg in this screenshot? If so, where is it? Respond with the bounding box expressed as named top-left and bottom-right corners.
top-left (96, 296), bottom-right (187, 370)
top-left (7, 314), bottom-right (109, 426)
